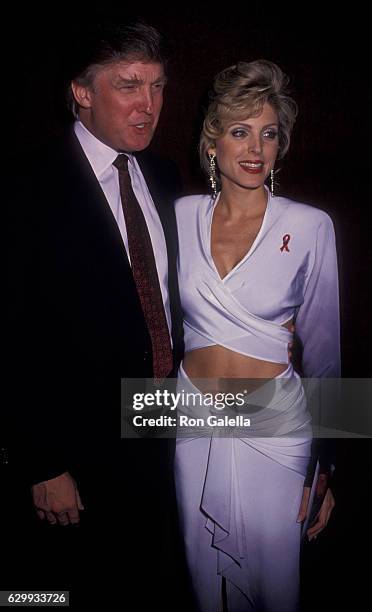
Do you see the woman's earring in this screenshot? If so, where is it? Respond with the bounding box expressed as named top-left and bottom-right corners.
top-left (208, 153), bottom-right (218, 196)
top-left (270, 169), bottom-right (275, 197)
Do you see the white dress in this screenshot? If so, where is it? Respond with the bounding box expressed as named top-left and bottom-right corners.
top-left (174, 190), bottom-right (340, 612)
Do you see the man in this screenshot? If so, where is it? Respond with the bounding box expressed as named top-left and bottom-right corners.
top-left (7, 21), bottom-right (186, 608)
top-left (29, 21), bottom-right (183, 522)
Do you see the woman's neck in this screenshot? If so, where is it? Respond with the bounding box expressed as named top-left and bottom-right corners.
top-left (217, 184), bottom-right (268, 221)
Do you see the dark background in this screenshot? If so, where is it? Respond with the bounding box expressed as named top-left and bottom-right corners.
top-left (3, 2), bottom-right (371, 609)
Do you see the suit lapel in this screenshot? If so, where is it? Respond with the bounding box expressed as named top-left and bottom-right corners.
top-left (59, 130), bottom-right (132, 271)
top-left (135, 150), bottom-right (171, 232)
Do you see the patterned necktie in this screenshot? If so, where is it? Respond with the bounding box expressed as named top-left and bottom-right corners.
top-left (113, 154), bottom-right (173, 381)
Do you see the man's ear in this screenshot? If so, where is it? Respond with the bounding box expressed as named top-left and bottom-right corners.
top-left (70, 80), bottom-right (93, 110)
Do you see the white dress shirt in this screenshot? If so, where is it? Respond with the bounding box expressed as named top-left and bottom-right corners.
top-left (74, 120), bottom-right (172, 337)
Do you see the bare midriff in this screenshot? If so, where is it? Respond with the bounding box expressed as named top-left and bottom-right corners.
top-left (182, 320), bottom-right (293, 394)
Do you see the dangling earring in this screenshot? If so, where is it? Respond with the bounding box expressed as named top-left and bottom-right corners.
top-left (208, 153), bottom-right (218, 197)
top-left (270, 168), bottom-right (275, 197)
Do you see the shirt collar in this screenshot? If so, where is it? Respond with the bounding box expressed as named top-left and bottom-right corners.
top-left (74, 120), bottom-right (136, 179)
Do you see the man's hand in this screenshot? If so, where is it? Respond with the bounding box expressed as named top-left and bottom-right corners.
top-left (32, 471), bottom-right (84, 526)
top-left (296, 473), bottom-right (335, 541)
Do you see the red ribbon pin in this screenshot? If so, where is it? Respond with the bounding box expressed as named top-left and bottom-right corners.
top-left (280, 234), bottom-right (291, 252)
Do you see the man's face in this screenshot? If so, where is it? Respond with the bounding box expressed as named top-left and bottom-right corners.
top-left (73, 60), bottom-right (166, 152)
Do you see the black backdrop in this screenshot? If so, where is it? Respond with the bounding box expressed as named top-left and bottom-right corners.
top-left (4, 2), bottom-right (371, 609)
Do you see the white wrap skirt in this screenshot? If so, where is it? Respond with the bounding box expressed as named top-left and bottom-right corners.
top-left (174, 363), bottom-right (312, 612)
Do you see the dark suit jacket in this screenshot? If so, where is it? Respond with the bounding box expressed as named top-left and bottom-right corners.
top-left (7, 128), bottom-right (184, 485)
top-left (4, 129), bottom-right (193, 609)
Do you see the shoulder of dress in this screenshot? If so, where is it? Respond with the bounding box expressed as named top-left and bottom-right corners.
top-left (274, 196), bottom-right (334, 228)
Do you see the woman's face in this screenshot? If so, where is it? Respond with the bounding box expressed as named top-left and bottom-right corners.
top-left (209, 102), bottom-right (279, 193)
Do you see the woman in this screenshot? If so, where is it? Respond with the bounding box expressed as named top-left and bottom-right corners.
top-left (174, 60), bottom-right (340, 612)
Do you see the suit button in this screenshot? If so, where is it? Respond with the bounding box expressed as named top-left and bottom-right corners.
top-left (143, 350), bottom-right (149, 361)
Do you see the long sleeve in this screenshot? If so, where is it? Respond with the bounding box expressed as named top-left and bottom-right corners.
top-left (295, 213), bottom-right (340, 487)
top-left (295, 213), bottom-right (340, 378)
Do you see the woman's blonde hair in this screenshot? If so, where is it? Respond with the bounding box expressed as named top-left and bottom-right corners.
top-left (199, 59), bottom-right (298, 184)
